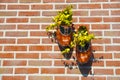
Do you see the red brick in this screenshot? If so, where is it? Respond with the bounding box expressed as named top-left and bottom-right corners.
top-left (41, 53), bottom-right (63, 59)
top-left (104, 17), bottom-right (120, 22)
top-left (3, 60), bottom-right (27, 66)
top-left (116, 69), bottom-right (120, 75)
top-left (0, 0), bottom-right (17, 3)
top-left (92, 46), bottom-right (104, 51)
top-left (42, 11), bottom-right (57, 16)
top-left (15, 68), bottom-right (39, 74)
top-left (0, 46), bottom-right (2, 51)
top-left (55, 4), bottom-right (77, 9)
top-left (4, 46), bottom-right (27, 51)
top-left (92, 61), bottom-right (104, 66)
top-left (7, 18), bottom-right (28, 23)
top-left (18, 38), bottom-right (40, 44)
top-left (80, 17), bottom-right (102, 22)
top-left (91, 24), bottom-right (110, 30)
top-left (0, 68), bottom-right (13, 74)
top-left (54, 60), bottom-right (64, 66)
top-left (30, 31), bottom-right (47, 36)
top-left (41, 68), bottom-right (65, 74)
top-left (31, 18), bottom-right (52, 23)
top-left (16, 53), bottom-right (39, 59)
top-left (92, 38), bottom-right (111, 44)
top-left (18, 24), bottom-right (39, 30)
top-left (94, 53), bottom-right (112, 59)
top-left (66, 0), bottom-right (88, 2)
top-left (29, 46), bottom-right (52, 51)
top-left (28, 60), bottom-right (52, 66)
top-left (81, 76), bottom-right (106, 80)
top-left (0, 25), bottom-right (16, 30)
top-left (106, 61), bottom-right (120, 67)
top-left (2, 76), bottom-right (26, 80)
top-left (91, 31), bottom-right (103, 36)
top-left (111, 10), bottom-right (120, 15)
top-left (105, 46), bottom-right (120, 51)
top-left (0, 11), bottom-right (17, 16)
top-left (91, 0), bottom-right (108, 2)
top-left (79, 4), bottom-right (101, 9)
top-left (20, 0), bottom-right (41, 3)
top-left (112, 24), bottom-right (120, 29)
top-left (0, 32), bottom-right (3, 36)
top-left (67, 69), bottom-right (81, 74)
top-left (103, 3), bottom-right (120, 9)
top-left (90, 10), bottom-right (109, 16)
top-left (0, 18), bottom-right (4, 23)
top-left (104, 31), bottom-right (120, 36)
top-left (0, 38), bottom-right (15, 44)
top-left (42, 38), bottom-right (53, 44)
top-left (19, 11), bottom-right (40, 16)
top-left (6, 31), bottom-right (27, 37)
top-left (111, 0), bottom-right (120, 2)
top-left (31, 4), bottom-right (53, 10)
top-left (0, 5), bottom-right (6, 9)
top-left (55, 76), bottom-right (79, 80)
top-left (43, 0), bottom-right (64, 3)
top-left (94, 69), bottom-right (113, 75)
top-left (0, 53), bottom-right (14, 58)
top-left (73, 11), bottom-right (88, 16)
top-left (8, 5), bottom-right (29, 10)
top-left (114, 53), bottom-right (120, 58)
top-left (29, 76), bottom-right (53, 80)
top-left (113, 38), bottom-right (120, 43)
top-left (107, 77), bottom-right (120, 80)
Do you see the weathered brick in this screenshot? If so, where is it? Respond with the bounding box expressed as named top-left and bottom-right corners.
top-left (0, 18), bottom-right (4, 23)
top-left (94, 69), bottom-right (114, 75)
top-left (18, 24), bottom-right (39, 30)
top-left (6, 31), bottom-right (28, 37)
top-left (0, 25), bottom-right (16, 30)
top-left (0, 5), bottom-right (6, 9)
top-left (31, 4), bottom-right (53, 10)
top-left (30, 31), bottom-right (47, 36)
top-left (29, 76), bottom-right (53, 80)
top-left (107, 77), bottom-right (120, 80)
top-left (0, 68), bottom-right (13, 74)
top-left (104, 31), bottom-right (120, 36)
top-left (79, 4), bottom-right (101, 9)
top-left (3, 60), bottom-right (27, 66)
top-left (104, 17), bottom-right (120, 22)
top-left (41, 53), bottom-right (63, 59)
top-left (55, 76), bottom-right (79, 80)
top-left (43, 0), bottom-right (64, 3)
top-left (116, 69), bottom-right (120, 75)
top-left (66, 0), bottom-right (88, 2)
top-left (105, 46), bottom-right (120, 51)
top-left (8, 5), bottom-right (29, 10)
top-left (15, 68), bottom-right (39, 74)
top-left (103, 3), bottom-right (120, 9)
top-left (16, 53), bottom-right (39, 59)
top-left (90, 10), bottom-right (109, 16)
top-left (73, 11), bottom-right (88, 16)
top-left (91, 24), bottom-right (110, 30)
top-left (28, 60), bottom-right (52, 66)
top-left (81, 76), bottom-right (106, 80)
top-left (31, 18), bottom-right (52, 23)
top-left (20, 0), bottom-right (41, 3)
top-left (7, 18), bottom-right (28, 23)
top-left (0, 0), bottom-right (17, 3)
top-left (0, 11), bottom-right (17, 16)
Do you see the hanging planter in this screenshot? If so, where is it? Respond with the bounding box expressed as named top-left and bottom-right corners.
top-left (46, 5), bottom-right (73, 54)
top-left (75, 26), bottom-right (94, 64)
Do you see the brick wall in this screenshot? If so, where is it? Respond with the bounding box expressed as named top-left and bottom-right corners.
top-left (0, 0), bottom-right (120, 80)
